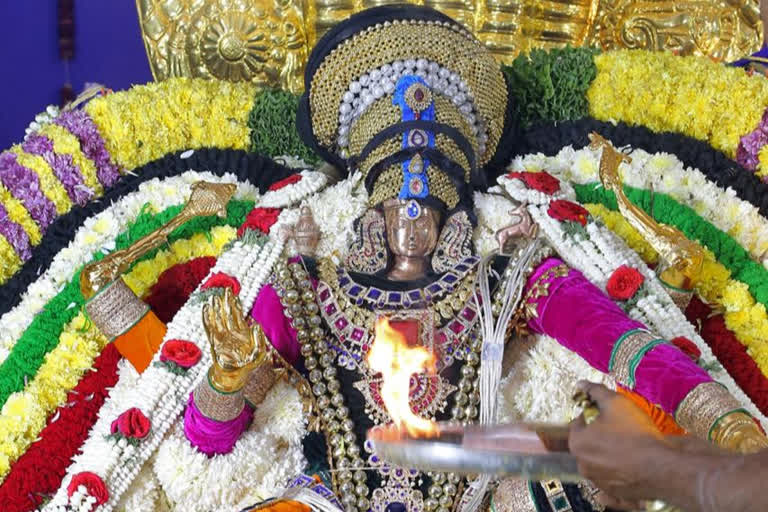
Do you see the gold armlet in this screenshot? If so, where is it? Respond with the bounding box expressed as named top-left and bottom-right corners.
top-left (710, 411), bottom-right (768, 454)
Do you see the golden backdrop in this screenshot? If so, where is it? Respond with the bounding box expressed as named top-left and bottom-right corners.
top-left (136, 0), bottom-right (763, 92)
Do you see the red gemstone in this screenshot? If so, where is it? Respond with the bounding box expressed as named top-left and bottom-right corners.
top-left (414, 88), bottom-right (425, 101)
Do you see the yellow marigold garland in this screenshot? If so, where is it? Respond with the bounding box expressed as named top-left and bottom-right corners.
top-left (123, 225), bottom-right (237, 298)
top-left (0, 226), bottom-right (236, 481)
top-left (0, 234), bottom-right (21, 285)
top-left (38, 123), bottom-right (103, 195)
top-left (10, 147), bottom-right (72, 214)
top-left (588, 50), bottom-right (768, 158)
top-left (585, 203), bottom-right (768, 373)
top-left (0, 183), bottom-right (41, 245)
top-left (0, 311), bottom-right (106, 478)
top-left (757, 145), bottom-right (768, 181)
top-left (84, 78), bottom-right (255, 171)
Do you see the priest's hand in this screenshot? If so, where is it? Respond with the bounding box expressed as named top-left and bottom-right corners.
top-left (202, 288), bottom-right (268, 392)
top-left (569, 381), bottom-right (675, 509)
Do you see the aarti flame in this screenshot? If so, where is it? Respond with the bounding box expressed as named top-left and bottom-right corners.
top-left (367, 317), bottom-right (439, 438)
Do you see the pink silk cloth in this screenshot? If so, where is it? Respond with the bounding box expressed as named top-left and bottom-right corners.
top-left (525, 258), bottom-right (711, 414)
top-left (184, 257), bottom-right (712, 455)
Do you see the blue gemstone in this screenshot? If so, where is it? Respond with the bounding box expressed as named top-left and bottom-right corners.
top-left (348, 285), bottom-right (363, 296)
top-left (406, 200), bottom-right (420, 219)
top-left (427, 283), bottom-right (442, 294)
top-left (367, 288), bottom-right (382, 299)
top-left (442, 273), bottom-right (458, 283)
top-left (385, 503), bottom-right (407, 512)
top-left (339, 276), bottom-right (350, 286)
top-left (408, 290), bottom-right (422, 300)
top-left (388, 292), bottom-right (402, 303)
top-left (455, 264), bottom-right (468, 272)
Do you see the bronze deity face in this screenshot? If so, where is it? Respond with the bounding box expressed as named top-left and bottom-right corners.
top-left (383, 199), bottom-right (441, 281)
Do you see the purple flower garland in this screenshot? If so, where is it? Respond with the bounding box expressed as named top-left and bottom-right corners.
top-left (54, 110), bottom-right (120, 188)
top-left (737, 107), bottom-right (768, 176)
top-left (22, 134), bottom-right (93, 206)
top-left (0, 202), bottom-right (31, 261)
top-left (0, 152), bottom-right (57, 231)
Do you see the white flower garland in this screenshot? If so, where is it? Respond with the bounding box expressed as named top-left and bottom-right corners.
top-left (259, 169), bottom-right (329, 208)
top-left (527, 201), bottom-right (767, 425)
top-left (508, 145), bottom-right (768, 264)
top-left (45, 234), bottom-right (285, 511)
top-left (0, 171), bottom-right (260, 362)
top-left (153, 381), bottom-right (307, 512)
top-left (273, 172), bottom-right (368, 261)
top-left (498, 334), bottom-right (615, 424)
top-left (498, 173), bottom-right (576, 205)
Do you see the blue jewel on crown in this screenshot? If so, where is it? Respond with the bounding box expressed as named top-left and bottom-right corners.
top-left (393, 75), bottom-right (435, 201)
top-left (406, 200), bottom-right (421, 220)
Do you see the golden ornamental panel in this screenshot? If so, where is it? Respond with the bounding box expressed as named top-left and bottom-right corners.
top-left (136, 0), bottom-right (762, 91)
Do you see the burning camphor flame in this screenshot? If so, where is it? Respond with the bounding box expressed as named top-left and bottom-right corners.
top-left (367, 317), bottom-right (439, 437)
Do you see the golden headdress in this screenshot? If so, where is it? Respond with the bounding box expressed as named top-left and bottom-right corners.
top-left (298, 5), bottom-right (516, 213)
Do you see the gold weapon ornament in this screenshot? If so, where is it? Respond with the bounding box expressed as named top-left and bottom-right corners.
top-left (80, 181), bottom-right (236, 299)
top-left (589, 133), bottom-right (704, 290)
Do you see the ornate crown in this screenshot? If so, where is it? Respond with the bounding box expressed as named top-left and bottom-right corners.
top-left (297, 5), bottom-right (515, 213)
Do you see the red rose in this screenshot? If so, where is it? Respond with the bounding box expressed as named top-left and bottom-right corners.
top-left (671, 336), bottom-right (701, 362)
top-left (67, 472), bottom-right (109, 505)
top-left (506, 171), bottom-right (561, 195)
top-left (547, 199), bottom-right (589, 226)
top-left (110, 407), bottom-right (151, 439)
top-left (606, 265), bottom-right (645, 300)
top-left (268, 174), bottom-right (303, 191)
top-left (160, 339), bottom-right (202, 368)
top-left (237, 207), bottom-right (281, 237)
top-left (201, 272), bottom-right (241, 295)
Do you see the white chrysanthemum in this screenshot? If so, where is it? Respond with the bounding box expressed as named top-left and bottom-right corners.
top-left (498, 335), bottom-right (613, 424)
top-left (473, 191), bottom-right (517, 256)
top-left (154, 381), bottom-right (307, 512)
top-left (115, 454), bottom-right (165, 512)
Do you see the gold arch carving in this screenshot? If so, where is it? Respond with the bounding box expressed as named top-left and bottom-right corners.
top-left (136, 0), bottom-right (763, 92)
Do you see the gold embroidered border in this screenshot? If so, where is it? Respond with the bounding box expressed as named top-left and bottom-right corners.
top-left (85, 277), bottom-right (150, 341)
top-left (493, 479), bottom-right (536, 512)
top-left (661, 282), bottom-right (694, 312)
top-left (243, 364), bottom-right (277, 408)
top-left (675, 382), bottom-right (743, 440)
top-left (194, 377), bottom-right (246, 422)
top-left (608, 330), bottom-right (663, 389)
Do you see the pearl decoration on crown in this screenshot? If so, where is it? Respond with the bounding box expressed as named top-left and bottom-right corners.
top-left (336, 59), bottom-right (486, 155)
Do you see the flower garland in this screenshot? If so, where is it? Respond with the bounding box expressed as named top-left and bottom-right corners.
top-left (0, 171), bottom-right (259, 362)
top-left (587, 50), bottom-right (768, 159)
top-left (584, 203), bottom-right (768, 378)
top-left (258, 170), bottom-right (329, 208)
top-left (515, 188), bottom-right (766, 424)
top-left (687, 297), bottom-right (768, 415)
top-left (37, 123), bottom-right (104, 196)
top-left (84, 78), bottom-right (255, 171)
top-left (0, 198), bottom-right (253, 413)
top-left (46, 234), bottom-right (285, 511)
top-left (144, 257), bottom-right (218, 324)
top-left (514, 118), bottom-right (768, 220)
top-left (0, 312), bottom-right (107, 479)
top-left (22, 133), bottom-right (94, 207)
top-left (508, 145), bottom-right (768, 262)
top-left (572, 182), bottom-right (768, 317)
top-left (152, 380), bottom-right (307, 512)
top-left (0, 344), bottom-right (121, 512)
top-left (53, 109), bottom-right (121, 189)
top-left (0, 148), bottom-right (295, 328)
top-left (1, 150), bottom-right (68, 224)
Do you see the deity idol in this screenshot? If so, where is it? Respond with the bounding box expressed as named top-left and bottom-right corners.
top-left (77, 6), bottom-right (767, 512)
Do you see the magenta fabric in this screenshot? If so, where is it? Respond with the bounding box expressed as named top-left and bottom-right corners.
top-left (526, 257), bottom-right (712, 414)
top-left (250, 283), bottom-right (300, 365)
top-left (183, 393), bottom-right (253, 456)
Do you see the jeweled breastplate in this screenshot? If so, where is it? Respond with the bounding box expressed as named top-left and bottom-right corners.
top-left (274, 255), bottom-right (487, 512)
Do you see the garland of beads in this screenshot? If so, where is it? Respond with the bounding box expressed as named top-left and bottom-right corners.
top-left (274, 257), bottom-right (370, 512)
